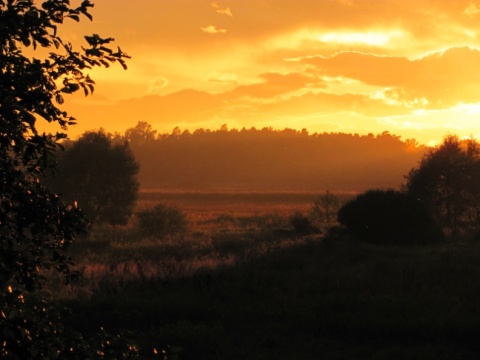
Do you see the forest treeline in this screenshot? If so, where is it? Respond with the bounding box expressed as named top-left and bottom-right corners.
top-left (121, 122), bottom-right (427, 192)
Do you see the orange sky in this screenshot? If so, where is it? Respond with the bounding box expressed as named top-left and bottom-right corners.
top-left (41, 0), bottom-right (480, 145)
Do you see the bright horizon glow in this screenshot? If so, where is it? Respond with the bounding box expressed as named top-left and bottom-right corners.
top-left (37, 0), bottom-right (480, 146)
top-left (317, 30), bottom-right (404, 46)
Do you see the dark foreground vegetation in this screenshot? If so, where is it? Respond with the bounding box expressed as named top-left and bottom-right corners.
top-left (1, 1), bottom-right (135, 358)
top-left (45, 196), bottom-right (480, 360)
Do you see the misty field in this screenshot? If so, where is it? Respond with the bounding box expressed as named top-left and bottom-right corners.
top-left (48, 192), bottom-right (480, 360)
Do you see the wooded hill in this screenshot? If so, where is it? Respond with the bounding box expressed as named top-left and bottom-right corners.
top-left (125, 124), bottom-right (427, 193)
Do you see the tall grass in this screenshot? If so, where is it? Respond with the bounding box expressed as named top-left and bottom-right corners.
top-left (47, 194), bottom-right (480, 360)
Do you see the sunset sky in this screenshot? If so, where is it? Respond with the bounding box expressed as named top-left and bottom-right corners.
top-left (46, 0), bottom-right (480, 145)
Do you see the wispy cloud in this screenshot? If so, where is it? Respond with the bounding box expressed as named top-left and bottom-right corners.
top-left (208, 71), bottom-right (238, 84)
top-left (222, 72), bottom-right (318, 99)
top-left (211, 2), bottom-right (233, 17)
top-left (201, 25), bottom-right (227, 34)
top-left (148, 76), bottom-right (169, 94)
top-left (464, 2), bottom-right (480, 16)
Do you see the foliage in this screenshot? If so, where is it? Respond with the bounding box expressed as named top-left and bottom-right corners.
top-left (1, 287), bottom-right (139, 359)
top-left (136, 203), bottom-right (188, 238)
top-left (66, 219), bottom-right (480, 360)
top-left (337, 189), bottom-right (443, 245)
top-left (0, 0), bottom-right (134, 358)
top-left (48, 130), bottom-right (140, 226)
top-left (404, 135), bottom-right (480, 235)
top-left (0, 165), bottom-right (84, 292)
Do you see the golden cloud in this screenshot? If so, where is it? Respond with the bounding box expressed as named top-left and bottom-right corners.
top-left (300, 47), bottom-right (480, 107)
top-left (211, 2), bottom-right (233, 17)
top-left (208, 71), bottom-right (238, 84)
top-left (201, 25), bottom-right (228, 34)
top-left (222, 72), bottom-right (320, 99)
top-left (148, 76), bottom-right (170, 94)
top-left (465, 2), bottom-right (480, 16)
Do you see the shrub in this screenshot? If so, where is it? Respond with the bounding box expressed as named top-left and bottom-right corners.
top-left (136, 203), bottom-right (188, 238)
top-left (289, 212), bottom-right (316, 235)
top-left (337, 189), bottom-right (443, 245)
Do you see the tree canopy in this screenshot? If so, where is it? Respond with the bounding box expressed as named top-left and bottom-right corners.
top-left (1, 0), bottom-right (130, 298)
top-left (48, 130), bottom-right (140, 226)
top-left (0, 1), bottom-right (135, 358)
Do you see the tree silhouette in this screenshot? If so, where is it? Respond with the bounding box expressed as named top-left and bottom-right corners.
top-left (122, 124), bottom-right (426, 192)
top-left (0, 1), bottom-right (136, 357)
top-left (49, 130), bottom-right (140, 226)
top-left (311, 190), bottom-right (341, 225)
top-left (404, 135), bottom-right (480, 236)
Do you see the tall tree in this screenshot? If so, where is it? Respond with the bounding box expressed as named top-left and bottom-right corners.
top-left (0, 1), bottom-right (136, 358)
top-left (50, 130), bottom-right (140, 226)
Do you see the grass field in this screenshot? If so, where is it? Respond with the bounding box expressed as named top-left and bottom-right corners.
top-left (50, 192), bottom-right (480, 359)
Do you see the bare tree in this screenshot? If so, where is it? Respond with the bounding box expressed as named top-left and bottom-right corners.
top-left (311, 190), bottom-right (341, 225)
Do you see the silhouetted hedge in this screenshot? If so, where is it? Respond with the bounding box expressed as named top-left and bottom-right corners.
top-left (337, 189), bottom-right (443, 245)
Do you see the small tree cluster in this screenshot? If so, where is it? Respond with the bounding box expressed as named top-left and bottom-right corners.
top-left (337, 136), bottom-right (480, 244)
top-left (404, 135), bottom-right (480, 235)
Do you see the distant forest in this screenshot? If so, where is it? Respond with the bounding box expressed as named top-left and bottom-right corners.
top-left (121, 122), bottom-right (427, 193)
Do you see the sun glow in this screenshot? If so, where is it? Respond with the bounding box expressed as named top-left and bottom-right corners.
top-left (268, 28), bottom-right (405, 50)
top-left (452, 102), bottom-right (480, 115)
top-left (317, 30), bottom-right (404, 47)
top-left (37, 0), bottom-right (480, 146)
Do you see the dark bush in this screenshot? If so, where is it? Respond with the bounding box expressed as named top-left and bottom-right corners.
top-left (337, 189), bottom-right (443, 245)
top-left (136, 203), bottom-right (188, 238)
top-left (290, 212), bottom-right (316, 235)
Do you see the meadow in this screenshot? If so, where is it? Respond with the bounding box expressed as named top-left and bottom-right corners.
top-left (49, 192), bottom-right (480, 359)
